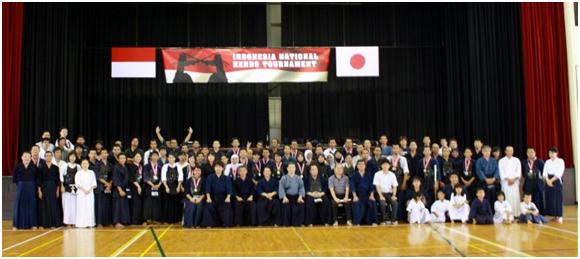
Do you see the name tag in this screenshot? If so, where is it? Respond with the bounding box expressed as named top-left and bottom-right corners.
top-left (151, 190), bottom-right (159, 197)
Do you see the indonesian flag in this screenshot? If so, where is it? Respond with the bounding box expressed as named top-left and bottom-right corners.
top-left (335, 46), bottom-right (379, 77)
top-left (111, 47), bottom-right (156, 78)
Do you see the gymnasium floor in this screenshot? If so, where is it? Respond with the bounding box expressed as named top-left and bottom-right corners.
top-left (2, 206), bottom-right (577, 257)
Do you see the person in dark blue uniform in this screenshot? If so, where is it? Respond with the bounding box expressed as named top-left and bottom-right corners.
top-left (233, 166), bottom-right (255, 226)
top-left (256, 167), bottom-right (280, 226)
top-left (128, 153), bottom-right (144, 225)
top-left (12, 151), bottom-right (39, 230)
top-left (183, 167), bottom-right (205, 228)
top-left (475, 146), bottom-right (500, 210)
top-left (143, 151), bottom-right (163, 224)
top-left (161, 153), bottom-right (184, 224)
top-left (37, 151), bottom-right (62, 228)
top-left (95, 149), bottom-right (113, 227)
top-left (203, 162), bottom-right (233, 227)
top-left (522, 147), bottom-right (545, 214)
top-left (456, 148), bottom-right (476, 201)
top-left (468, 188), bottom-right (493, 224)
top-left (304, 164), bottom-right (330, 226)
top-left (351, 160), bottom-right (377, 226)
top-left (112, 153), bottom-right (130, 228)
top-left (417, 146), bottom-right (440, 207)
top-left (279, 162), bottom-right (306, 226)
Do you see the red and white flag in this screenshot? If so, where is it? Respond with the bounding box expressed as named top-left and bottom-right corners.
top-left (335, 46), bottom-right (379, 77)
top-left (111, 47), bottom-right (156, 78)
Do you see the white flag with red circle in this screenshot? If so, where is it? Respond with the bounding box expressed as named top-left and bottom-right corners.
top-left (335, 46), bottom-right (379, 77)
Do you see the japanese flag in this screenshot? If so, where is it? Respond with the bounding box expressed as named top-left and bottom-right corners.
top-left (335, 46), bottom-right (379, 77)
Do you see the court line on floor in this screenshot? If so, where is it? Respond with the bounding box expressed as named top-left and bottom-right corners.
top-left (130, 244), bottom-right (457, 256)
top-left (439, 225), bottom-right (533, 257)
top-left (2, 227), bottom-right (62, 252)
top-left (538, 224), bottom-right (578, 236)
top-left (108, 229), bottom-right (148, 257)
top-left (468, 244), bottom-right (501, 257)
top-left (531, 227), bottom-right (578, 242)
top-left (139, 225), bottom-right (172, 257)
top-left (429, 224), bottom-right (466, 257)
top-left (17, 235), bottom-right (64, 257)
top-left (291, 227), bottom-right (314, 256)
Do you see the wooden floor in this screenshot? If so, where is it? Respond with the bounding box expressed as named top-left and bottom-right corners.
top-left (2, 206), bottom-right (578, 257)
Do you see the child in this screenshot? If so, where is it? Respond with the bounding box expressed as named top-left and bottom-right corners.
top-left (468, 188), bottom-right (493, 224)
top-left (407, 192), bottom-right (431, 224)
top-left (430, 190), bottom-right (450, 223)
top-left (493, 191), bottom-right (514, 224)
top-left (449, 184), bottom-right (470, 223)
top-left (520, 193), bottom-right (547, 224)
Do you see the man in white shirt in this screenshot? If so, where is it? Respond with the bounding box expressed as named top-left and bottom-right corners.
top-left (373, 159), bottom-right (399, 225)
top-left (36, 131), bottom-right (55, 152)
top-left (323, 138), bottom-right (338, 158)
top-left (498, 146), bottom-right (522, 216)
top-left (143, 139), bottom-right (159, 165)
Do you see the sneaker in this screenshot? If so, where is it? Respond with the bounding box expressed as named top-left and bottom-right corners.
top-left (333, 221), bottom-right (338, 227)
top-left (380, 222), bottom-right (386, 226)
top-left (557, 217), bottom-right (563, 224)
top-left (346, 220), bottom-right (353, 226)
top-left (372, 223), bottom-right (378, 227)
top-left (392, 221), bottom-right (398, 225)
top-left (385, 221), bottom-right (391, 225)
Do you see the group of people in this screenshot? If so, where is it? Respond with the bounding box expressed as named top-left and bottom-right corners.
top-left (11, 127), bottom-right (566, 230)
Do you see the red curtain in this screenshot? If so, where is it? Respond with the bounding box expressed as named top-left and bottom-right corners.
top-left (2, 3), bottom-right (24, 175)
top-left (521, 3), bottom-right (573, 165)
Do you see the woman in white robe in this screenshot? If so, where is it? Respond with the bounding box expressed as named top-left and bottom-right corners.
top-left (430, 191), bottom-right (450, 223)
top-left (498, 147), bottom-right (521, 216)
top-left (493, 191), bottom-right (514, 223)
top-left (61, 153), bottom-right (80, 226)
top-left (449, 185), bottom-right (470, 223)
top-left (75, 159), bottom-right (97, 228)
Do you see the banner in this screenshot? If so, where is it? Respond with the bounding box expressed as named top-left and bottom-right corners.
top-left (161, 48), bottom-right (330, 83)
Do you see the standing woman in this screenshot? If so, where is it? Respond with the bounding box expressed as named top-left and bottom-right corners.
top-left (183, 167), bottom-right (205, 228)
top-left (62, 153), bottom-right (80, 227)
top-left (95, 150), bottom-right (113, 227)
top-left (12, 151), bottom-right (39, 230)
top-left (75, 159), bottom-right (97, 228)
top-left (112, 153), bottom-right (130, 228)
top-left (143, 151), bottom-right (163, 224)
top-left (37, 151), bottom-right (62, 228)
top-left (543, 147), bottom-right (565, 223)
top-left (128, 153), bottom-right (145, 225)
top-left (162, 153), bottom-right (184, 223)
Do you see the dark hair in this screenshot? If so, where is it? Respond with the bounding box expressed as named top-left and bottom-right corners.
top-left (437, 189), bottom-right (445, 195)
top-left (475, 187), bottom-right (485, 194)
top-left (453, 184), bottom-right (464, 196)
top-left (414, 192), bottom-right (422, 199)
top-left (379, 158), bottom-right (390, 166)
top-left (118, 153), bottom-right (127, 158)
top-left (549, 146), bottom-right (558, 153)
top-left (492, 146), bottom-right (501, 153)
top-left (150, 151), bottom-right (159, 157)
top-left (356, 159), bottom-right (366, 165)
top-left (53, 147), bottom-right (62, 153)
top-left (523, 192), bottom-right (533, 197)
top-left (214, 161), bottom-right (224, 169)
top-left (497, 191), bottom-right (505, 199)
top-left (44, 151), bottom-right (53, 155)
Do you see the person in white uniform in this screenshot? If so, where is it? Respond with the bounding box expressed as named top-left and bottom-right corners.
top-left (493, 191), bottom-right (514, 224)
top-left (75, 159), bottom-right (97, 228)
top-left (498, 146), bottom-right (521, 216)
top-left (407, 192), bottom-right (431, 224)
top-left (448, 184), bottom-right (470, 223)
top-left (430, 190), bottom-right (450, 223)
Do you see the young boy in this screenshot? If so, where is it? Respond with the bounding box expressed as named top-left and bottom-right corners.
top-left (468, 188), bottom-right (493, 225)
top-left (520, 193), bottom-right (548, 224)
top-left (430, 190), bottom-right (450, 223)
